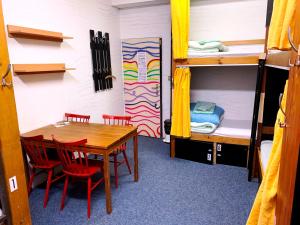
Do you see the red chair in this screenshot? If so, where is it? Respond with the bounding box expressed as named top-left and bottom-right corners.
top-left (65, 113), bottom-right (90, 123)
top-left (102, 114), bottom-right (132, 188)
top-left (53, 137), bottom-right (104, 219)
top-left (21, 135), bottom-right (64, 208)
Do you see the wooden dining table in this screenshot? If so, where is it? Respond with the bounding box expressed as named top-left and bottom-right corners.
top-left (21, 122), bottom-right (138, 214)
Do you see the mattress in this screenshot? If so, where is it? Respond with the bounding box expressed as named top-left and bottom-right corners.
top-left (188, 44), bottom-right (264, 58)
top-left (213, 119), bottom-right (252, 138)
top-left (192, 119), bottom-right (252, 139)
top-left (260, 140), bottom-right (273, 173)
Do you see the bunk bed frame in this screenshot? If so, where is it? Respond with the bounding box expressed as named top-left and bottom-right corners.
top-left (170, 39), bottom-right (266, 172)
top-left (255, 48), bottom-right (292, 179)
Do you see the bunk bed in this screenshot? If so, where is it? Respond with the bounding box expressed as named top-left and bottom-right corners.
top-left (171, 40), bottom-right (266, 169)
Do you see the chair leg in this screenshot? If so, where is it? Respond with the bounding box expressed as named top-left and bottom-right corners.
top-left (113, 154), bottom-right (118, 188)
top-left (122, 150), bottom-right (132, 174)
top-left (28, 169), bottom-right (35, 195)
top-left (43, 169), bottom-right (53, 208)
top-left (87, 177), bottom-right (91, 219)
top-left (61, 176), bottom-right (69, 210)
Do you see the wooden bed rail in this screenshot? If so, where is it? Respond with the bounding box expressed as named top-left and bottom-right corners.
top-left (262, 126), bottom-right (274, 135)
top-left (222, 39), bottom-right (265, 46)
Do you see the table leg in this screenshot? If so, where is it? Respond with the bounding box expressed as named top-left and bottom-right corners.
top-left (103, 152), bottom-right (112, 214)
top-left (133, 132), bottom-right (139, 182)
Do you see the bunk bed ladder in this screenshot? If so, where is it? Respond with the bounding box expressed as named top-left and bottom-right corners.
top-left (248, 57), bottom-right (266, 181)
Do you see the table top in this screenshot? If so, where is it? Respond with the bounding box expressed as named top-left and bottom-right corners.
top-left (21, 122), bottom-right (137, 149)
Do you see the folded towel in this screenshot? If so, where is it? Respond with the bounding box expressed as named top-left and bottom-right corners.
top-left (191, 122), bottom-right (217, 134)
top-left (189, 40), bottom-right (228, 53)
top-left (188, 48), bottom-right (220, 53)
top-left (201, 41), bottom-right (223, 50)
top-left (193, 101), bottom-right (216, 114)
top-left (189, 41), bottom-right (202, 49)
top-left (189, 41), bottom-right (222, 50)
top-left (191, 103), bottom-right (224, 125)
top-left (219, 45), bottom-right (229, 52)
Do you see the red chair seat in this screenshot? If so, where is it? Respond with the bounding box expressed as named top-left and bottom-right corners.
top-left (63, 165), bottom-right (100, 177)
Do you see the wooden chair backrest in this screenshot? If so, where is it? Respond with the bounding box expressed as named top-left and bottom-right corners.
top-left (102, 114), bottom-right (131, 126)
top-left (65, 113), bottom-right (90, 123)
top-left (53, 138), bottom-right (89, 169)
top-left (21, 135), bottom-right (49, 165)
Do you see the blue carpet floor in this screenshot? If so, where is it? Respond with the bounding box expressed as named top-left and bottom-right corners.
top-left (29, 136), bottom-right (258, 225)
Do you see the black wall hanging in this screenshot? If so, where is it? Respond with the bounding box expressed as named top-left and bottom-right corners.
top-left (90, 30), bottom-right (113, 91)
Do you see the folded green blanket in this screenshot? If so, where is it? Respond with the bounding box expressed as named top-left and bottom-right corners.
top-left (189, 40), bottom-right (229, 52)
top-left (193, 101), bottom-right (216, 114)
top-left (198, 40), bottom-right (220, 45)
top-left (190, 122), bottom-right (217, 134)
top-left (189, 41), bottom-right (222, 50)
top-left (189, 48), bottom-right (220, 53)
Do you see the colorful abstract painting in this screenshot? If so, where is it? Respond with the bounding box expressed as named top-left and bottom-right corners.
top-left (122, 38), bottom-right (162, 138)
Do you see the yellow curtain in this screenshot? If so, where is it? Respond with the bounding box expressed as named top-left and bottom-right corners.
top-left (171, 0), bottom-right (190, 59)
top-left (267, 0), bottom-right (297, 49)
top-left (171, 68), bottom-right (191, 138)
top-left (247, 81), bottom-right (288, 225)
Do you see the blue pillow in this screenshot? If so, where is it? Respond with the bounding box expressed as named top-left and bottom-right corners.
top-left (190, 103), bottom-right (224, 125)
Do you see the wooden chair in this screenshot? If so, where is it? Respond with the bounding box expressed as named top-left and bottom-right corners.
top-left (53, 137), bottom-right (104, 219)
top-left (102, 114), bottom-right (132, 188)
top-left (64, 113), bottom-right (90, 123)
top-left (21, 135), bottom-right (64, 208)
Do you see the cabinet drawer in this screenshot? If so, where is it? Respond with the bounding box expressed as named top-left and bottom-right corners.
top-left (216, 143), bottom-right (248, 167)
top-left (175, 139), bottom-right (213, 165)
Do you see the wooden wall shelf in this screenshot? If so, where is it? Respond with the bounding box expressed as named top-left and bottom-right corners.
top-left (7, 25), bottom-right (73, 42)
top-left (13, 64), bottom-right (75, 75)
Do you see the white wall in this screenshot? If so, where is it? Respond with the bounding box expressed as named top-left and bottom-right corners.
top-left (119, 4), bottom-right (171, 133)
top-left (3, 0), bottom-right (124, 133)
top-left (190, 66), bottom-right (257, 121)
top-left (190, 0), bottom-right (268, 41)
